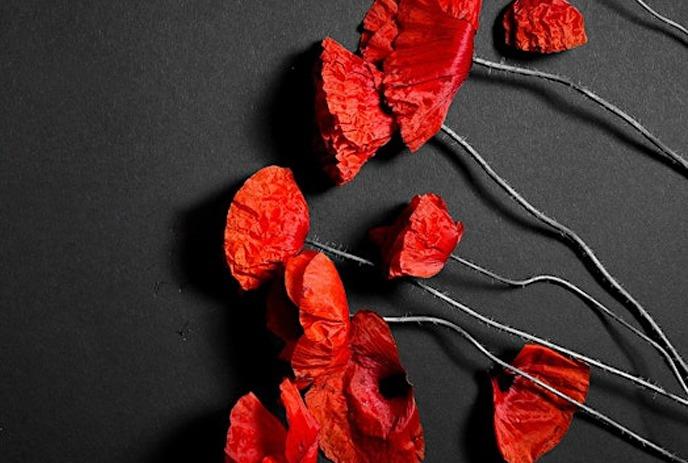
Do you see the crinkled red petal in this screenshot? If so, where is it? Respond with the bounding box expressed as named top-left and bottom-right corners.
top-left (267, 277), bottom-right (303, 362)
top-left (224, 166), bottom-right (310, 291)
top-left (502, 0), bottom-right (587, 53)
top-left (315, 38), bottom-right (394, 185)
top-left (306, 311), bottom-right (425, 463)
top-left (225, 392), bottom-right (287, 463)
top-left (380, 0), bottom-right (481, 151)
top-left (370, 193), bottom-right (463, 279)
top-left (284, 251), bottom-right (351, 387)
top-left (492, 343), bottom-right (591, 463)
top-left (280, 379), bottom-right (320, 463)
top-left (360, 0), bottom-right (399, 64)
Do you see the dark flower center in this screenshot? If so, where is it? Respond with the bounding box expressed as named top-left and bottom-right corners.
top-left (379, 372), bottom-right (411, 399)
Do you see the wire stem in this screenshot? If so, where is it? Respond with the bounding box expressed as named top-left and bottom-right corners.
top-left (632, 0), bottom-right (688, 39)
top-left (438, 124), bottom-right (688, 382)
top-left (471, 57), bottom-right (688, 174)
top-left (450, 254), bottom-right (688, 396)
top-left (385, 314), bottom-right (688, 463)
top-left (305, 239), bottom-right (688, 409)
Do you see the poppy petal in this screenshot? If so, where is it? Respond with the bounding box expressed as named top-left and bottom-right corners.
top-left (315, 38), bottom-right (395, 185)
top-left (281, 379), bottom-right (320, 463)
top-left (359, 0), bottom-right (399, 64)
top-left (370, 193), bottom-right (464, 279)
top-left (381, 0), bottom-right (481, 151)
top-left (502, 0), bottom-right (587, 53)
top-left (492, 343), bottom-right (591, 463)
top-left (224, 166), bottom-right (310, 291)
top-left (225, 392), bottom-right (287, 463)
top-left (306, 311), bottom-right (425, 463)
top-left (285, 251), bottom-right (351, 386)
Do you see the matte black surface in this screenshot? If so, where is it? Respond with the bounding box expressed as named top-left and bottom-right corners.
top-left (1, 1), bottom-right (687, 462)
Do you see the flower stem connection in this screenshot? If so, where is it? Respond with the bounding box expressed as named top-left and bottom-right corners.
top-left (439, 124), bottom-right (688, 386)
top-left (450, 254), bottom-right (688, 396)
top-left (306, 239), bottom-right (688, 409)
top-left (385, 314), bottom-right (688, 463)
top-left (471, 57), bottom-right (688, 174)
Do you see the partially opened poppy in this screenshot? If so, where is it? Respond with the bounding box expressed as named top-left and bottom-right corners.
top-left (305, 311), bottom-right (425, 463)
top-left (502, 0), bottom-right (587, 53)
top-left (224, 166), bottom-right (310, 291)
top-left (369, 193), bottom-right (464, 279)
top-left (267, 251), bottom-right (351, 387)
top-left (315, 37), bottom-right (395, 185)
top-left (360, 0), bottom-right (483, 151)
top-left (225, 378), bottom-right (319, 463)
top-left (492, 343), bottom-right (590, 463)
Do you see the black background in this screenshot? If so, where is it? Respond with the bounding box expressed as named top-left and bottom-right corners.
top-left (1, 1), bottom-right (687, 462)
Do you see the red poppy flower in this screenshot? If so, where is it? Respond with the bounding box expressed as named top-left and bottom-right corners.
top-left (267, 251), bottom-right (351, 387)
top-left (225, 378), bottom-right (319, 463)
top-left (224, 166), bottom-right (310, 291)
top-left (502, 0), bottom-right (587, 53)
top-left (360, 0), bottom-right (483, 152)
top-left (492, 344), bottom-right (591, 463)
top-left (305, 311), bottom-right (425, 463)
top-left (369, 193), bottom-right (464, 279)
top-left (315, 38), bottom-right (395, 185)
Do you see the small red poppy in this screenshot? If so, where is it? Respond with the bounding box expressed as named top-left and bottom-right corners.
top-left (360, 0), bottom-right (483, 152)
top-left (369, 193), bottom-right (464, 279)
top-left (224, 166), bottom-right (310, 291)
top-left (502, 0), bottom-right (587, 53)
top-left (267, 251), bottom-right (351, 387)
top-left (225, 378), bottom-right (319, 463)
top-left (492, 344), bottom-right (590, 463)
top-left (305, 311), bottom-right (425, 463)
top-left (315, 38), bottom-right (395, 185)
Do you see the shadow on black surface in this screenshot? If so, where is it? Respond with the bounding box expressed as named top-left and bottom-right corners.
top-left (156, 183), bottom-right (292, 462)
top-left (464, 371), bottom-right (504, 463)
top-left (262, 42), bottom-right (332, 194)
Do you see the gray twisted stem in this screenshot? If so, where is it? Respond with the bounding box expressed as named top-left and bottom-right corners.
top-left (633, 0), bottom-right (688, 39)
top-left (450, 254), bottom-right (688, 396)
top-left (471, 57), bottom-right (688, 174)
top-left (439, 124), bottom-right (688, 383)
top-left (386, 315), bottom-right (688, 463)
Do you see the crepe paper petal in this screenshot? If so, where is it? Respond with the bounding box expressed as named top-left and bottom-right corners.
top-left (306, 311), bottom-right (425, 463)
top-left (380, 0), bottom-right (482, 151)
top-left (492, 343), bottom-right (591, 463)
top-left (360, 0), bottom-right (399, 64)
top-left (224, 166), bottom-right (310, 291)
top-left (281, 379), bottom-right (320, 463)
top-left (225, 392), bottom-right (287, 463)
top-left (502, 0), bottom-right (587, 53)
top-left (282, 251), bottom-right (351, 387)
top-left (315, 38), bottom-right (395, 185)
top-left (225, 379), bottom-right (319, 463)
top-left (369, 193), bottom-right (464, 279)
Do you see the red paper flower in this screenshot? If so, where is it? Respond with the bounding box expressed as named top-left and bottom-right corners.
top-left (305, 311), bottom-right (425, 463)
top-left (225, 378), bottom-right (319, 463)
top-left (369, 193), bottom-right (464, 279)
top-left (267, 251), bottom-right (351, 387)
top-left (492, 344), bottom-right (591, 463)
top-left (502, 0), bottom-right (587, 53)
top-left (224, 166), bottom-right (310, 291)
top-left (315, 38), bottom-right (395, 185)
top-left (267, 252), bottom-right (424, 462)
top-left (360, 0), bottom-right (483, 152)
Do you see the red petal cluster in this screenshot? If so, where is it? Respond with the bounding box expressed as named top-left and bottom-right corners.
top-left (502, 0), bottom-right (587, 53)
top-left (360, 0), bottom-right (482, 152)
top-left (225, 378), bottom-right (319, 463)
top-left (315, 38), bottom-right (394, 185)
top-left (224, 166), bottom-right (310, 291)
top-left (269, 251), bottom-right (425, 463)
top-left (370, 193), bottom-right (464, 279)
top-left (492, 344), bottom-right (591, 463)
top-left (267, 251), bottom-right (351, 387)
